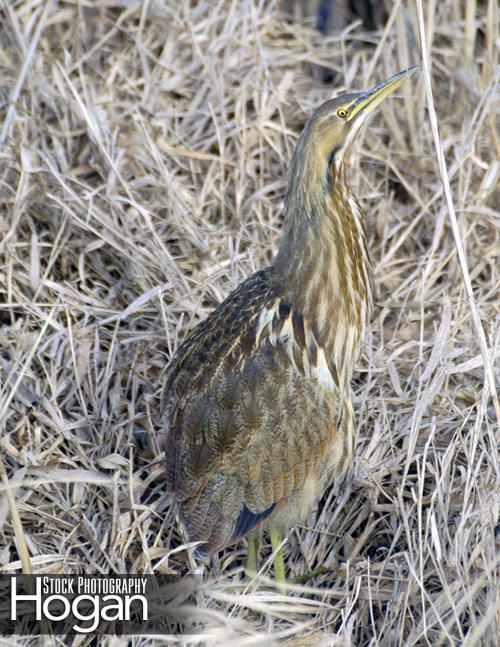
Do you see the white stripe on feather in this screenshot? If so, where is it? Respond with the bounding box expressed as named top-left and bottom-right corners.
top-left (311, 346), bottom-right (335, 391)
top-left (256, 301), bottom-right (337, 392)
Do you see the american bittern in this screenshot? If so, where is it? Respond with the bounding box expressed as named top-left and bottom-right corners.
top-left (163, 67), bottom-right (417, 584)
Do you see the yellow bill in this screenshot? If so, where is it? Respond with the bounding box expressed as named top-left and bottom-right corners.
top-left (346, 65), bottom-right (419, 122)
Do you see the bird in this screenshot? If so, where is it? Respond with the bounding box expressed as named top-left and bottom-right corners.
top-left (162, 66), bottom-right (418, 586)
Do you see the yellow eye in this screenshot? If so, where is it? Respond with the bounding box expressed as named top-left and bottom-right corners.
top-left (337, 108), bottom-right (349, 119)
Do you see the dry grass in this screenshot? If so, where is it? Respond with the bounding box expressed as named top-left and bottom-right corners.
top-left (0, 1), bottom-right (499, 645)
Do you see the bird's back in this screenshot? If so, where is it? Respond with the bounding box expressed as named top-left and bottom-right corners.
top-left (163, 267), bottom-right (351, 555)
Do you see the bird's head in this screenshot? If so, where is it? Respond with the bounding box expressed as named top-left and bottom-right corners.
top-left (286, 66), bottom-right (418, 210)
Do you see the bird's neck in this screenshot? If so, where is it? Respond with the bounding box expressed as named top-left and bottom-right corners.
top-left (273, 158), bottom-right (373, 383)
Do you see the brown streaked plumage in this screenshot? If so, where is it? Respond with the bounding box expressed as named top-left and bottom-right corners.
top-left (162, 67), bottom-right (418, 561)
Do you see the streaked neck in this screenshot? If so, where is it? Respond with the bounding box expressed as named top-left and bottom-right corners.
top-left (273, 157), bottom-right (373, 383)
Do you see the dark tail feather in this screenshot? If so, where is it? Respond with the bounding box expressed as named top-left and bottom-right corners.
top-left (230, 502), bottom-right (277, 543)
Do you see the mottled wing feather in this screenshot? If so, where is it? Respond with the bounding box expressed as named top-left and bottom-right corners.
top-left (163, 268), bottom-right (344, 554)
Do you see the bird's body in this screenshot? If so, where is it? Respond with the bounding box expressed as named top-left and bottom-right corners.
top-left (163, 67), bottom-right (417, 560)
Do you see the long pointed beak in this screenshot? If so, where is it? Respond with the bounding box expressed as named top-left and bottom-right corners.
top-left (346, 65), bottom-right (419, 122)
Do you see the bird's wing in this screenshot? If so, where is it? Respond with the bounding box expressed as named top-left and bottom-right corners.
top-left (163, 268), bottom-right (344, 553)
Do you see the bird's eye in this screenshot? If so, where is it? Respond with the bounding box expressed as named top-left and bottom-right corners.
top-left (337, 108), bottom-right (349, 119)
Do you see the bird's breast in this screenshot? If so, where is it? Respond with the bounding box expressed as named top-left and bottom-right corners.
top-left (255, 289), bottom-right (371, 396)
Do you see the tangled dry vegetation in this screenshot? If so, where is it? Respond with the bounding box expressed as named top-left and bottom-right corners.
top-left (0, 1), bottom-right (498, 645)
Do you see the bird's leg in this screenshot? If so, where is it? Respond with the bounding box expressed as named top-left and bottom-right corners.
top-left (269, 526), bottom-right (286, 594)
top-left (246, 531), bottom-right (259, 575)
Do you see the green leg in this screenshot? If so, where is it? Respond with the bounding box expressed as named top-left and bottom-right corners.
top-left (246, 531), bottom-right (259, 575)
top-left (269, 526), bottom-right (286, 594)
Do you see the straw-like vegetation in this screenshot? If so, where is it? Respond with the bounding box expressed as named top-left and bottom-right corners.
top-left (0, 1), bottom-right (498, 645)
